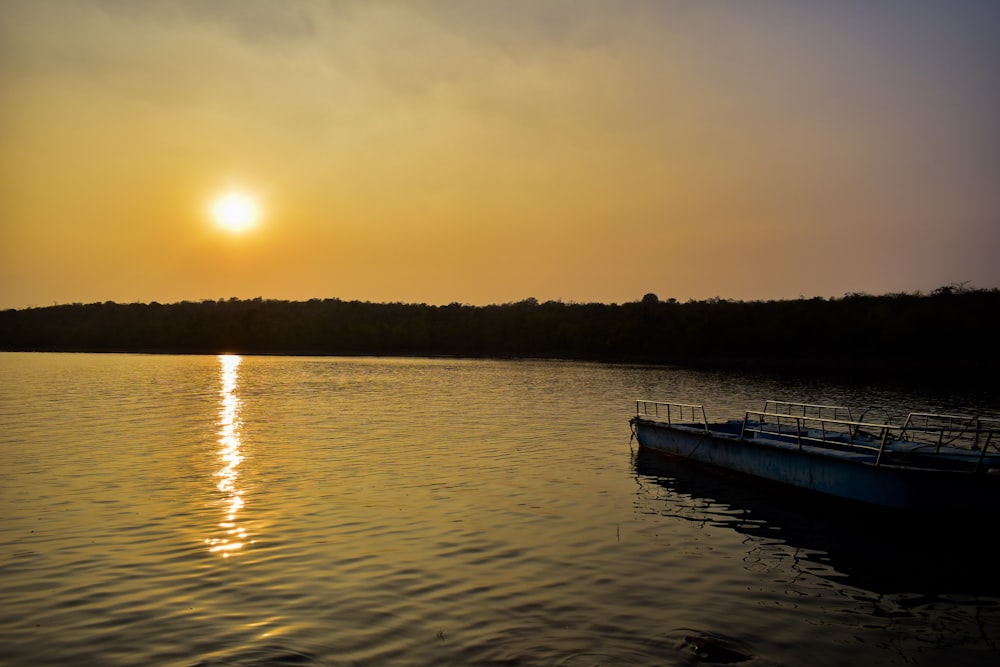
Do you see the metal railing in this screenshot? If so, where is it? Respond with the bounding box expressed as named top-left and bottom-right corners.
top-left (635, 400), bottom-right (709, 431)
top-left (740, 409), bottom-right (1000, 470)
top-left (740, 410), bottom-right (890, 456)
top-left (761, 400), bottom-right (855, 423)
top-left (899, 412), bottom-right (1000, 469)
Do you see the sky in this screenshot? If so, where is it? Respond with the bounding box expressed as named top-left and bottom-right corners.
top-left (1, 0), bottom-right (998, 309)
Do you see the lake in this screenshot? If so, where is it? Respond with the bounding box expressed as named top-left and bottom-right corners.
top-left (1, 352), bottom-right (998, 666)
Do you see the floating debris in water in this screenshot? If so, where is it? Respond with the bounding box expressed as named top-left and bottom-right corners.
top-left (680, 631), bottom-right (753, 664)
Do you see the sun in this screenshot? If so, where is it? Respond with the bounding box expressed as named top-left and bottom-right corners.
top-left (210, 191), bottom-right (260, 233)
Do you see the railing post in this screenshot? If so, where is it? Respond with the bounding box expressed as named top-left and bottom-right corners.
top-left (975, 429), bottom-right (993, 472)
top-left (875, 428), bottom-right (891, 466)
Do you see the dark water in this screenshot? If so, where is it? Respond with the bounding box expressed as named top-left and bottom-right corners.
top-left (1, 352), bottom-right (997, 666)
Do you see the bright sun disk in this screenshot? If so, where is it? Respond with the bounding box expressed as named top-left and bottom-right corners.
top-left (211, 191), bottom-right (260, 233)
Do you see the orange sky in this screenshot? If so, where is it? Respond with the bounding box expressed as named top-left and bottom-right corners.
top-left (2, 1), bottom-right (998, 309)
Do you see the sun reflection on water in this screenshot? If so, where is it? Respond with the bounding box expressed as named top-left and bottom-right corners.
top-left (206, 354), bottom-right (252, 557)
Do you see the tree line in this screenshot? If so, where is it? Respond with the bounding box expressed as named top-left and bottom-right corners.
top-left (1, 287), bottom-right (997, 382)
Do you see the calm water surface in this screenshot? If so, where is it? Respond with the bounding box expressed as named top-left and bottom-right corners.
top-left (1, 352), bottom-right (998, 666)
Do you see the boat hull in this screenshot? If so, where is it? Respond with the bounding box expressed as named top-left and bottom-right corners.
top-left (632, 417), bottom-right (1000, 510)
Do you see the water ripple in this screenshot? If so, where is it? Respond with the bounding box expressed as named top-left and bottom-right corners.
top-left (3, 353), bottom-right (1000, 666)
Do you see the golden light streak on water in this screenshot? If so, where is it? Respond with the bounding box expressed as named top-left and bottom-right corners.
top-left (205, 354), bottom-right (251, 557)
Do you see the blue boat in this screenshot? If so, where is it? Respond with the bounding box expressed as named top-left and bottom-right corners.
top-left (629, 399), bottom-right (1000, 510)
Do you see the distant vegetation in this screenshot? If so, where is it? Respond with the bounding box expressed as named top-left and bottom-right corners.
top-left (1, 286), bottom-right (997, 385)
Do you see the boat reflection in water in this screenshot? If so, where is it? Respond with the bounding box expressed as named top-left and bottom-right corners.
top-left (206, 354), bottom-right (251, 558)
top-left (632, 447), bottom-right (1000, 599)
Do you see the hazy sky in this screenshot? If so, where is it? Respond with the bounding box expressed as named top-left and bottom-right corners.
top-left (2, 1), bottom-right (998, 308)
